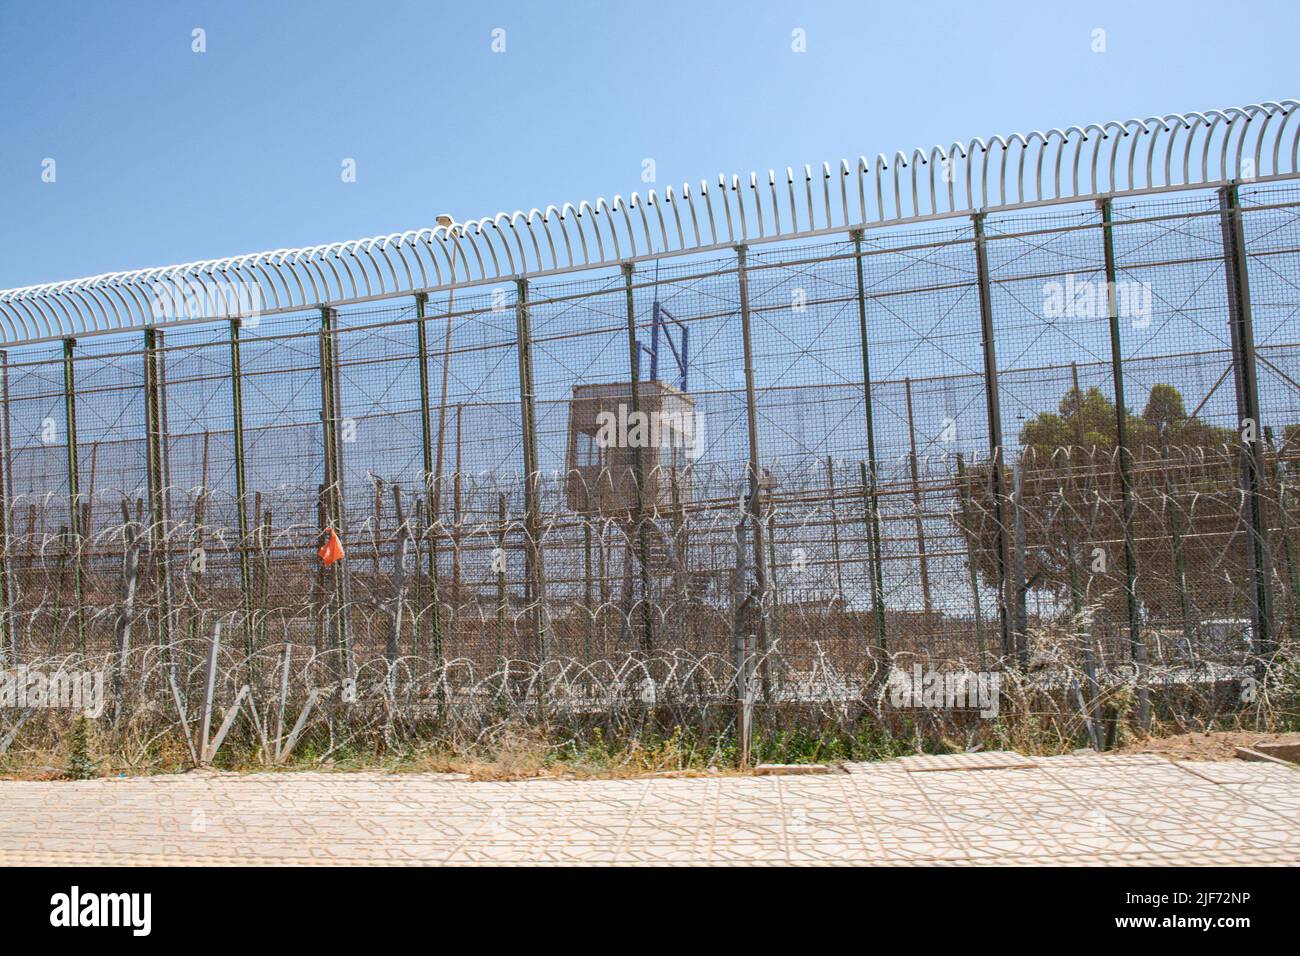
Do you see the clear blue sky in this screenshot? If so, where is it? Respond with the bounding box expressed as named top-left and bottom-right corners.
top-left (1, 0), bottom-right (1296, 290)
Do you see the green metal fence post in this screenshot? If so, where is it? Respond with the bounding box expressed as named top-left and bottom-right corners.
top-left (0, 350), bottom-right (12, 665)
top-left (319, 306), bottom-right (351, 675)
top-left (972, 214), bottom-right (1017, 665)
top-left (1098, 198), bottom-right (1148, 728)
top-left (850, 230), bottom-right (887, 655)
top-left (734, 247), bottom-right (771, 694)
top-left (61, 338), bottom-right (86, 652)
top-left (514, 279), bottom-right (549, 672)
top-left (143, 328), bottom-right (174, 662)
top-left (228, 319), bottom-right (254, 659)
top-left (621, 263), bottom-right (655, 656)
top-left (1218, 184), bottom-right (1276, 663)
top-left (414, 292), bottom-right (443, 669)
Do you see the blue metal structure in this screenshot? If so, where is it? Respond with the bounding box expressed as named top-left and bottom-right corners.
top-left (635, 301), bottom-right (689, 391)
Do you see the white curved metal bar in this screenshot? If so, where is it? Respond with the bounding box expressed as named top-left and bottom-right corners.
top-left (556, 204), bottom-right (581, 266)
top-left (578, 201), bottom-right (603, 262)
top-left (2, 100), bottom-right (1298, 346)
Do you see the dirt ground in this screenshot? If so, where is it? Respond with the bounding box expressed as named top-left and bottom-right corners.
top-left (1114, 730), bottom-right (1300, 761)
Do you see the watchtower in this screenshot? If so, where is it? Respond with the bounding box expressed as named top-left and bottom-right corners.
top-left (564, 380), bottom-right (695, 515)
top-left (564, 302), bottom-right (694, 516)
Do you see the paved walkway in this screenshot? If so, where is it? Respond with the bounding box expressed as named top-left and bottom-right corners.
top-left (0, 753), bottom-right (1296, 865)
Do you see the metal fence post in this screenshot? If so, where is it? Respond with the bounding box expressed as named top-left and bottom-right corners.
top-left (228, 319), bottom-right (254, 657)
top-left (621, 263), bottom-right (655, 655)
top-left (1265, 431), bottom-right (1300, 642)
top-left (0, 350), bottom-right (12, 665)
top-left (515, 278), bottom-right (549, 669)
top-left (735, 245), bottom-right (771, 696)
top-left (972, 214), bottom-right (1017, 665)
top-left (1218, 184), bottom-right (1276, 662)
top-left (825, 457), bottom-right (845, 601)
top-left (495, 492), bottom-right (507, 684)
top-left (583, 484), bottom-right (594, 667)
top-left (955, 453), bottom-right (987, 666)
top-left (1099, 198), bottom-right (1148, 728)
top-left (453, 402), bottom-right (463, 614)
top-left (850, 230), bottom-right (887, 655)
top-left (1161, 439), bottom-right (1196, 657)
top-left (766, 501), bottom-right (782, 650)
top-left (143, 328), bottom-right (174, 662)
top-left (414, 292), bottom-right (443, 668)
top-left (256, 498), bottom-right (270, 653)
top-left (61, 338), bottom-right (86, 652)
top-left (903, 377), bottom-right (934, 614)
top-left (319, 306), bottom-right (351, 674)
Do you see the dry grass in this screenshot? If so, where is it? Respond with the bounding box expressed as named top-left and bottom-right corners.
top-left (2, 630), bottom-right (1296, 781)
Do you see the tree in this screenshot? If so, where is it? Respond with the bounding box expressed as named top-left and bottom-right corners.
top-left (956, 383), bottom-right (1253, 625)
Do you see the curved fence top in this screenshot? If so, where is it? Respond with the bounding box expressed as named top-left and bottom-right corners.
top-left (2, 100), bottom-right (1299, 346)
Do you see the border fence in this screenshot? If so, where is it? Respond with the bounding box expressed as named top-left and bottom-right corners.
top-left (2, 103), bottom-right (1300, 761)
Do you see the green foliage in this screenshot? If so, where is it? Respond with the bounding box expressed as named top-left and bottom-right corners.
top-left (957, 382), bottom-right (1260, 618)
top-left (1020, 385), bottom-right (1127, 450)
top-left (753, 727), bottom-right (848, 764)
top-left (1019, 383), bottom-right (1232, 454)
top-left (849, 721), bottom-right (917, 762)
top-left (1142, 383), bottom-right (1187, 433)
top-left (65, 714), bottom-right (99, 780)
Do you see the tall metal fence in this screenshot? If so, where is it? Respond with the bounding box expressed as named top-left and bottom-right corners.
top-left (2, 178), bottom-right (1298, 711)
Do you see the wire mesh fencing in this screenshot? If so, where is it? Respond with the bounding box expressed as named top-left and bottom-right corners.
top-left (3, 182), bottom-right (1300, 761)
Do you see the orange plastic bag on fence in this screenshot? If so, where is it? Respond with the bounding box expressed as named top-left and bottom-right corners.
top-left (319, 527), bottom-right (345, 566)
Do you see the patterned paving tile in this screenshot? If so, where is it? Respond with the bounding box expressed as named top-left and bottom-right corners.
top-left (892, 751), bottom-right (1038, 772)
top-left (1174, 760), bottom-right (1299, 784)
top-left (1, 756), bottom-right (1297, 866)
